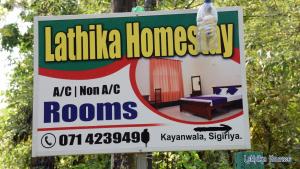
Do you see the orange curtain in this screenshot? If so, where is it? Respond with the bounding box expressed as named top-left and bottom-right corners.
top-left (150, 59), bottom-right (184, 102)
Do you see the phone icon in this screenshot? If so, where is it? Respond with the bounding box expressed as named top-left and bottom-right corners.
top-left (41, 133), bottom-right (56, 148)
top-left (45, 136), bottom-right (53, 146)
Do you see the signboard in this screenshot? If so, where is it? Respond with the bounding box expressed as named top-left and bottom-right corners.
top-left (32, 7), bottom-right (250, 157)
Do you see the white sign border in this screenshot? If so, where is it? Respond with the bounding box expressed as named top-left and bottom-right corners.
top-left (32, 7), bottom-right (250, 157)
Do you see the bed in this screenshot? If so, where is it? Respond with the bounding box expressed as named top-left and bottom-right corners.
top-left (179, 85), bottom-right (243, 120)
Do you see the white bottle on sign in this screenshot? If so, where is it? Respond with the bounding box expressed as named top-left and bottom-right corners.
top-left (196, 0), bottom-right (218, 52)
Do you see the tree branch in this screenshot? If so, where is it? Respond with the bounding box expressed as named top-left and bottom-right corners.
top-left (184, 0), bottom-right (196, 9)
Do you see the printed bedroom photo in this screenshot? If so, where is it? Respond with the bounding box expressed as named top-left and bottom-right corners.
top-left (136, 54), bottom-right (244, 122)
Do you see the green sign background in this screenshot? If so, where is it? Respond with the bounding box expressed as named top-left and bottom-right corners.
top-left (38, 11), bottom-right (239, 71)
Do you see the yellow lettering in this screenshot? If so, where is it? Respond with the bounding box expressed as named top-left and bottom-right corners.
top-left (75, 26), bottom-right (88, 60)
top-left (109, 30), bottom-right (121, 59)
top-left (67, 28), bottom-right (76, 60)
top-left (54, 32), bottom-right (67, 61)
top-left (96, 25), bottom-right (109, 59)
top-left (141, 28), bottom-right (153, 58)
top-left (45, 27), bottom-right (54, 62)
top-left (89, 25), bottom-right (96, 60)
top-left (187, 26), bottom-right (198, 56)
top-left (221, 24), bottom-right (233, 58)
top-left (126, 23), bottom-right (140, 58)
top-left (154, 27), bottom-right (173, 57)
top-left (174, 26), bottom-right (187, 56)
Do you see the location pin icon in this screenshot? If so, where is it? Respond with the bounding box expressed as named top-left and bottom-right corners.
top-left (141, 129), bottom-right (150, 147)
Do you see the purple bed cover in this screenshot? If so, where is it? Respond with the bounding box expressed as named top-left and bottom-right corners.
top-left (185, 96), bottom-right (228, 106)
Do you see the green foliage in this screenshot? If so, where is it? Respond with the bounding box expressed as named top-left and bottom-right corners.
top-left (156, 0), bottom-right (202, 10)
top-left (0, 23), bottom-right (20, 51)
top-left (153, 152), bottom-right (207, 169)
top-left (237, 0), bottom-right (300, 168)
top-left (31, 0), bottom-right (80, 16)
top-left (0, 54), bottom-right (33, 168)
top-left (78, 0), bottom-right (111, 14)
top-left (0, 0), bottom-right (112, 168)
top-left (55, 155), bottom-right (110, 169)
top-left (0, 0), bottom-right (299, 168)
top-left (152, 151), bottom-right (232, 169)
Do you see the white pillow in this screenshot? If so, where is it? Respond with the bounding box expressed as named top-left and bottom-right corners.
top-left (219, 88), bottom-right (228, 95)
top-left (235, 87), bottom-right (242, 95)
